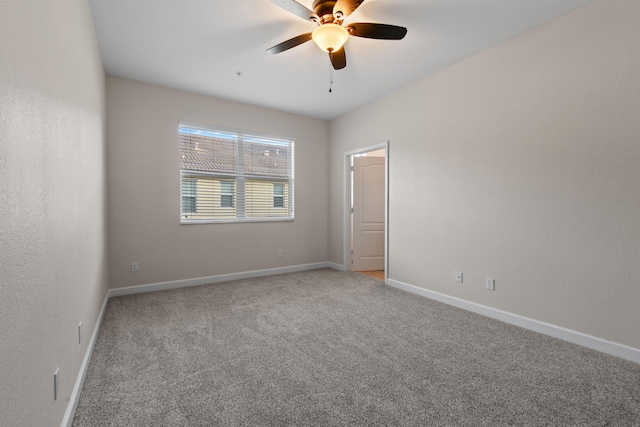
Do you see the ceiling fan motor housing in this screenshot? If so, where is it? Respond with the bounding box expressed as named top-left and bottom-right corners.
top-left (313, 0), bottom-right (340, 24)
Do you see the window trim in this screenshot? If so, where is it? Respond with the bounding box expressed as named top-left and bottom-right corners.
top-left (179, 122), bottom-right (294, 224)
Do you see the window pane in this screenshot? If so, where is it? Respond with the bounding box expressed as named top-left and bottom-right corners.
top-left (181, 178), bottom-right (197, 214)
top-left (221, 181), bottom-right (234, 194)
top-left (273, 183), bottom-right (284, 208)
top-left (179, 127), bottom-right (238, 173)
top-left (221, 195), bottom-right (233, 208)
top-left (182, 196), bottom-right (196, 213)
top-left (221, 180), bottom-right (234, 208)
top-left (243, 137), bottom-right (292, 177)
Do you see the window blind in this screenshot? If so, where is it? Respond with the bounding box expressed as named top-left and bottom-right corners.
top-left (179, 125), bottom-right (294, 223)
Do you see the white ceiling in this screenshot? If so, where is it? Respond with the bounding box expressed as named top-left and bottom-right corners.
top-left (89, 0), bottom-right (592, 120)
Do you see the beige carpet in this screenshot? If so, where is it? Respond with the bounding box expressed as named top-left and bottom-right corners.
top-left (73, 268), bottom-right (640, 426)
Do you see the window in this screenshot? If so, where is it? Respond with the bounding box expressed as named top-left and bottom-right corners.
top-left (181, 178), bottom-right (197, 214)
top-left (179, 124), bottom-right (294, 223)
top-left (220, 180), bottom-right (234, 208)
top-left (273, 183), bottom-right (284, 208)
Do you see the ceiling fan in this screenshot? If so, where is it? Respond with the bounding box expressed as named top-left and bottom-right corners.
top-left (267, 0), bottom-right (408, 70)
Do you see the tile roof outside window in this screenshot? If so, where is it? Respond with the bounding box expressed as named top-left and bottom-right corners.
top-left (179, 133), bottom-right (237, 173)
top-left (243, 141), bottom-right (291, 177)
top-left (179, 132), bottom-right (292, 177)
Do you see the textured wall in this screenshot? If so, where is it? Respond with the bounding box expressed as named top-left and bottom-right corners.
top-left (106, 77), bottom-right (330, 289)
top-left (329, 0), bottom-right (640, 349)
top-left (0, 1), bottom-right (108, 426)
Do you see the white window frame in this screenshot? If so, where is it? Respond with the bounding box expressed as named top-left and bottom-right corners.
top-left (179, 122), bottom-right (294, 224)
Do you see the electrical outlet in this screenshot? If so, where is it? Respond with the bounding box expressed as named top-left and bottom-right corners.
top-left (78, 322), bottom-right (82, 344)
top-left (486, 278), bottom-right (495, 291)
top-left (131, 262), bottom-right (139, 272)
top-left (278, 249), bottom-right (284, 257)
top-left (454, 271), bottom-right (463, 283)
top-left (53, 368), bottom-right (60, 401)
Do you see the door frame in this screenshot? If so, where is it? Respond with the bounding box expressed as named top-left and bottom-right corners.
top-left (343, 141), bottom-right (389, 283)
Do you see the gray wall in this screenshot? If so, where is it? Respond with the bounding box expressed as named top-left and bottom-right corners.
top-left (0, 1), bottom-right (108, 426)
top-left (329, 0), bottom-right (640, 349)
top-left (106, 77), bottom-right (330, 289)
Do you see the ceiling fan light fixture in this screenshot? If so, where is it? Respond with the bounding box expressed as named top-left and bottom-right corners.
top-left (312, 24), bottom-right (349, 53)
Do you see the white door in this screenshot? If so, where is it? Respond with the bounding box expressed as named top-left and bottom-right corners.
top-left (352, 156), bottom-right (385, 271)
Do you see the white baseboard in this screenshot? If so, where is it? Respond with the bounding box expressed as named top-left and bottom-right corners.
top-left (61, 291), bottom-right (110, 427)
top-left (326, 262), bottom-right (346, 271)
top-left (109, 262), bottom-right (334, 298)
top-left (387, 278), bottom-right (640, 365)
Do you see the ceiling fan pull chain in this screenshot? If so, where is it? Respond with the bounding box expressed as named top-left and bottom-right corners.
top-left (329, 62), bottom-right (334, 93)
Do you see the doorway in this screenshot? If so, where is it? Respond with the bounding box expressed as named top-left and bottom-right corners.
top-left (344, 143), bottom-right (388, 283)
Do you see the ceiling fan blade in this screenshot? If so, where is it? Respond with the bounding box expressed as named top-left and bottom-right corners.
top-left (333, 0), bottom-right (366, 20)
top-left (267, 33), bottom-right (313, 54)
top-left (270, 0), bottom-right (318, 22)
top-left (347, 23), bottom-right (407, 40)
top-left (329, 47), bottom-right (346, 70)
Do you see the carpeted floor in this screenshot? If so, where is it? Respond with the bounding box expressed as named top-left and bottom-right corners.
top-left (73, 268), bottom-right (640, 426)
